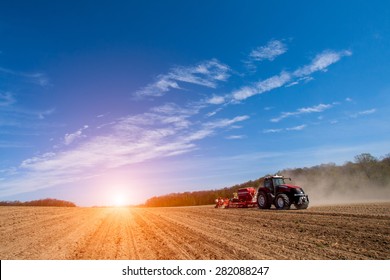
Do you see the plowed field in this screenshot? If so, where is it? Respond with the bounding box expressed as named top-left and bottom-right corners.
top-left (1, 203), bottom-right (390, 260)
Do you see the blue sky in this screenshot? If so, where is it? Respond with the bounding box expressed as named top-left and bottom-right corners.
top-left (1, 0), bottom-right (389, 206)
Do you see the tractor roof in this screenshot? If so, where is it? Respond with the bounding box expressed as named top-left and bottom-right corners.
top-left (265, 175), bottom-right (284, 179)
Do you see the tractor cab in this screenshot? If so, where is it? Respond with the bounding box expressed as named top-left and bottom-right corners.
top-left (263, 175), bottom-right (291, 195)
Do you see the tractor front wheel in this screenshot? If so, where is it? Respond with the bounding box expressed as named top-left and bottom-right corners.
top-left (257, 192), bottom-right (271, 209)
top-left (295, 200), bottom-right (309, 210)
top-left (275, 194), bottom-right (290, 210)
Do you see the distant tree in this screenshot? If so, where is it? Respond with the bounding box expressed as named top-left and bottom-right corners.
top-left (354, 153), bottom-right (378, 179)
top-left (0, 198), bottom-right (76, 207)
top-left (354, 153), bottom-right (377, 164)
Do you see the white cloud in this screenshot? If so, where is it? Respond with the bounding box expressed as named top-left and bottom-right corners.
top-left (136, 48), bottom-right (351, 105)
top-left (263, 124), bottom-right (307, 133)
top-left (206, 107), bottom-right (223, 117)
top-left (359, 108), bottom-right (377, 115)
top-left (135, 77), bottom-right (180, 97)
top-left (135, 59), bottom-right (230, 97)
top-left (285, 81), bottom-right (299, 87)
top-left (263, 128), bottom-right (283, 133)
top-left (271, 103), bottom-right (334, 122)
top-left (255, 72), bottom-right (291, 93)
top-left (151, 103), bottom-right (200, 116)
top-left (249, 40), bottom-right (287, 62)
top-left (184, 129), bottom-right (214, 141)
top-left (286, 124), bottom-right (307, 131)
top-left (231, 86), bottom-right (257, 101)
top-left (350, 108), bottom-right (377, 118)
top-left (286, 76), bottom-right (314, 87)
top-left (293, 50), bottom-right (352, 77)
top-left (225, 135), bottom-right (246, 140)
top-left (64, 125), bottom-right (89, 145)
top-left (231, 49), bottom-right (351, 102)
top-left (206, 95), bottom-right (225, 105)
top-left (232, 72), bottom-right (291, 101)
top-left (297, 103), bottom-right (334, 113)
top-left (204, 115), bottom-right (249, 129)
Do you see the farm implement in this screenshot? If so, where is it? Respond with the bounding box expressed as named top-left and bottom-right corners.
top-left (215, 187), bottom-right (257, 208)
top-left (215, 175), bottom-right (309, 210)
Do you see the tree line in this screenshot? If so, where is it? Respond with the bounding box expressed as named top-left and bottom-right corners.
top-left (0, 198), bottom-right (76, 207)
top-left (145, 173), bottom-right (266, 207)
top-left (144, 153), bottom-right (390, 207)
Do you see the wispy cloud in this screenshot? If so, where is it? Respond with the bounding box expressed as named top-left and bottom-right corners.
top-left (205, 107), bottom-right (223, 117)
top-left (285, 76), bottom-right (314, 87)
top-left (293, 50), bottom-right (352, 77)
top-left (350, 108), bottom-right (377, 118)
top-left (206, 95), bottom-right (226, 105)
top-left (250, 39), bottom-right (287, 61)
top-left (212, 49), bottom-right (351, 104)
top-left (64, 125), bottom-right (89, 145)
top-left (135, 59), bottom-right (230, 97)
top-left (27, 72), bottom-right (50, 87)
top-left (271, 103), bottom-right (334, 122)
top-left (37, 108), bottom-right (55, 120)
top-left (0, 104), bottom-right (56, 130)
top-left (263, 128), bottom-right (283, 133)
top-left (232, 72), bottom-right (291, 101)
top-left (0, 103), bottom-right (249, 196)
top-left (225, 135), bottom-right (246, 140)
top-left (0, 92), bottom-right (16, 107)
top-left (263, 124), bottom-right (307, 133)
top-left (0, 141), bottom-right (31, 149)
top-left (183, 115), bottom-right (249, 141)
top-left (0, 67), bottom-right (49, 87)
top-left (204, 115), bottom-right (249, 129)
top-left (286, 124), bottom-right (307, 131)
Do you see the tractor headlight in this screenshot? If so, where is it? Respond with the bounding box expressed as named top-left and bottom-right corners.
top-left (293, 188), bottom-right (304, 196)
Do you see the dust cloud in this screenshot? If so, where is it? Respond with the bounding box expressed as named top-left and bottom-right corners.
top-left (284, 170), bottom-right (390, 206)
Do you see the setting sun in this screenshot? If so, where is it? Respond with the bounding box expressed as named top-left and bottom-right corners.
top-left (111, 193), bottom-right (127, 207)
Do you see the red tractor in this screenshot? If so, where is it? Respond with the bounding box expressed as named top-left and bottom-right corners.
top-left (215, 175), bottom-right (309, 210)
top-left (257, 175), bottom-right (309, 210)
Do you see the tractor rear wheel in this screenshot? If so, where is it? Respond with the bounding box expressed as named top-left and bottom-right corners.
top-left (275, 194), bottom-right (290, 210)
top-left (257, 192), bottom-right (271, 209)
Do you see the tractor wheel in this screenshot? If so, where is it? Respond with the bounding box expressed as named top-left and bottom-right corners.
top-left (257, 192), bottom-right (271, 209)
top-left (275, 194), bottom-right (290, 210)
top-left (295, 200), bottom-right (309, 210)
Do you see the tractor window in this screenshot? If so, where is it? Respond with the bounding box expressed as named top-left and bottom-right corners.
top-left (272, 178), bottom-right (285, 187)
top-left (264, 179), bottom-right (273, 190)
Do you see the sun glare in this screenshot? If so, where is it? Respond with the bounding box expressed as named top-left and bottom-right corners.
top-left (112, 193), bottom-right (127, 207)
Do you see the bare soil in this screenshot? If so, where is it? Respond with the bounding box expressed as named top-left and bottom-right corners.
top-left (1, 202), bottom-right (389, 260)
